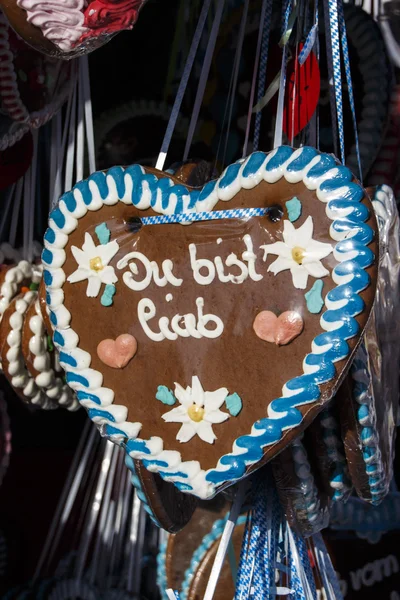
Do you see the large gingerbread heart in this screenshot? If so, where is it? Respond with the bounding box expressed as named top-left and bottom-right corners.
top-left (42, 146), bottom-right (378, 500)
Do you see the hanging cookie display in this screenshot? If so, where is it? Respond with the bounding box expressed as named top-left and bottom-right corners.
top-left (0, 0), bottom-right (148, 59)
top-left (42, 145), bottom-right (378, 500)
top-left (0, 12), bottom-right (72, 128)
top-left (338, 185), bottom-right (400, 505)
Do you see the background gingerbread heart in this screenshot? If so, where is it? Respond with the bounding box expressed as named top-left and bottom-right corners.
top-left (43, 146), bottom-right (378, 499)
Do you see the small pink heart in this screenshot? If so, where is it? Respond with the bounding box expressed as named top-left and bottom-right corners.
top-left (253, 311), bottom-right (304, 346)
top-left (97, 334), bottom-right (138, 369)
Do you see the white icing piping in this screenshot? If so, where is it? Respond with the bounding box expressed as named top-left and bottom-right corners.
top-left (5, 291), bottom-right (54, 409)
top-left (28, 300), bottom-right (78, 410)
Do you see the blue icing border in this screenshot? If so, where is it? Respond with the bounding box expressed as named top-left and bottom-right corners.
top-left (42, 145), bottom-right (376, 501)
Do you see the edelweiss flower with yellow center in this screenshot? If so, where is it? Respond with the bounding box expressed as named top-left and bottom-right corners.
top-left (261, 216), bottom-right (333, 289)
top-left (67, 232), bottom-right (119, 297)
top-left (162, 376), bottom-right (230, 444)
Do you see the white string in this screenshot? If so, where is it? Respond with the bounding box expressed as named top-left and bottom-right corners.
top-left (76, 60), bottom-right (85, 183)
top-left (81, 55), bottom-right (96, 175)
top-left (156, 0), bottom-right (213, 171)
top-left (65, 83), bottom-right (77, 193)
top-left (221, 0), bottom-right (250, 167)
top-left (243, 0), bottom-right (269, 157)
top-left (183, 0), bottom-right (225, 161)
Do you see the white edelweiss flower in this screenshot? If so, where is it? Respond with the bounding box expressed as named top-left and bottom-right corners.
top-left (261, 216), bottom-right (333, 290)
top-left (67, 232), bottom-right (119, 298)
top-left (162, 376), bottom-right (229, 445)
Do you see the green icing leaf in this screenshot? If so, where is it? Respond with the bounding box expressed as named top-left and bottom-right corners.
top-left (29, 282), bottom-right (39, 291)
top-left (95, 222), bottom-right (111, 245)
top-left (225, 393), bottom-right (243, 417)
top-left (101, 284), bottom-right (116, 307)
top-left (47, 335), bottom-right (54, 353)
top-left (285, 197), bottom-right (302, 222)
top-left (156, 386), bottom-right (176, 406)
top-left (305, 280), bottom-right (324, 314)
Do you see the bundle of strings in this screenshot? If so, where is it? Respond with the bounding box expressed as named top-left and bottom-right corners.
top-left (233, 469), bottom-right (343, 600)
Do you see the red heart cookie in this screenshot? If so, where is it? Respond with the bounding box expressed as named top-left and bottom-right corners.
top-left (42, 146), bottom-right (378, 500)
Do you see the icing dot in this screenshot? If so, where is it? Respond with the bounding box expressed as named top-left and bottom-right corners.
top-left (90, 256), bottom-right (104, 272)
top-left (292, 246), bottom-right (306, 265)
top-left (188, 404), bottom-right (205, 422)
top-left (166, 294), bottom-right (173, 302)
top-left (217, 238), bottom-right (222, 244)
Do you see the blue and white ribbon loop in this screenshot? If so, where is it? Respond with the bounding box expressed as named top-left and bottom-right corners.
top-left (141, 207), bottom-right (270, 226)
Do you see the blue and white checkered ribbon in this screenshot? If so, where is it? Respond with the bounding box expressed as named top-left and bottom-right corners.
top-left (298, 5), bottom-right (319, 66)
top-left (141, 207), bottom-right (270, 226)
top-left (337, 0), bottom-right (362, 182)
top-left (327, 0), bottom-right (345, 165)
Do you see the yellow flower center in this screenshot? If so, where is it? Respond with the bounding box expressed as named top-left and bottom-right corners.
top-left (291, 246), bottom-right (306, 265)
top-left (89, 256), bottom-right (104, 272)
top-left (188, 404), bottom-right (205, 423)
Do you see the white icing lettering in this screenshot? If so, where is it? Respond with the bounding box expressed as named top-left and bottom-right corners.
top-left (242, 234), bottom-right (263, 281)
top-left (189, 243), bottom-right (216, 285)
top-left (118, 252), bottom-right (182, 291)
top-left (137, 297), bottom-right (224, 341)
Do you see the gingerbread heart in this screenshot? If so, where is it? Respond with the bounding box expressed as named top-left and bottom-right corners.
top-left (42, 146), bottom-right (378, 500)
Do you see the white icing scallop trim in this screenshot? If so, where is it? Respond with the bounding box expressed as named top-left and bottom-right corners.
top-left (5, 291), bottom-right (54, 410)
top-left (27, 300), bottom-right (79, 411)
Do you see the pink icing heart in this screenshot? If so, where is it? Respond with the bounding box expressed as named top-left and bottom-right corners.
top-left (253, 311), bottom-right (304, 346)
top-left (97, 334), bottom-right (138, 369)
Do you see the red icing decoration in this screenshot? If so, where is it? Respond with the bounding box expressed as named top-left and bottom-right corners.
top-left (283, 43), bottom-right (320, 140)
top-left (81, 0), bottom-right (146, 39)
top-left (0, 132), bottom-right (33, 190)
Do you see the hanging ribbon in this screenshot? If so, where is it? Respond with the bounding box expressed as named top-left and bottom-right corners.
top-left (183, 0), bottom-right (225, 161)
top-left (253, 0), bottom-right (273, 151)
top-left (273, 0), bottom-right (294, 149)
top-left (298, 5), bottom-right (319, 66)
top-left (156, 0), bottom-right (212, 171)
top-left (337, 0), bottom-right (362, 182)
top-left (326, 0), bottom-right (345, 164)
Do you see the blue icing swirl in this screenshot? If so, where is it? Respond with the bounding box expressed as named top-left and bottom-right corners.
top-left (285, 197), bottom-right (302, 222)
top-left (305, 280), bottom-right (324, 314)
top-left (156, 385), bottom-right (176, 406)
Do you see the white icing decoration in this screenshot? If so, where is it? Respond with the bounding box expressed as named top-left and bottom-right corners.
top-left (28, 300), bottom-right (78, 411)
top-left (162, 376), bottom-right (229, 444)
top-left (0, 260), bottom-right (34, 316)
top-left (261, 216), bottom-right (333, 290)
top-left (5, 291), bottom-right (53, 409)
top-left (217, 238), bottom-right (222, 244)
top-left (189, 237), bottom-right (262, 286)
top-left (166, 293), bottom-right (173, 302)
top-left (137, 297), bottom-right (224, 342)
top-left (67, 233), bottom-right (119, 298)
top-left (117, 252), bottom-right (182, 291)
